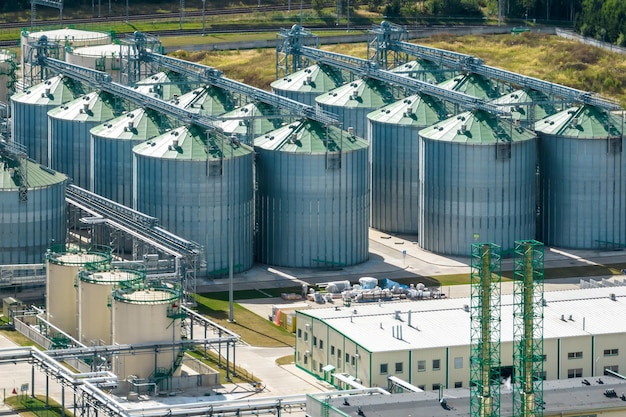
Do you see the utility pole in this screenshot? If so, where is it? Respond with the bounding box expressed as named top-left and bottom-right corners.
top-left (202, 0), bottom-right (206, 36)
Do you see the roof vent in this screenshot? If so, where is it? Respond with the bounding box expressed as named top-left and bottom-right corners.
top-left (561, 314), bottom-right (566, 321)
top-left (128, 121), bottom-right (134, 130)
top-left (351, 90), bottom-right (359, 100)
top-left (347, 126), bottom-right (354, 136)
top-left (394, 310), bottom-right (401, 320)
top-left (460, 123), bottom-right (467, 134)
top-left (305, 75), bottom-right (312, 84)
top-left (82, 102), bottom-right (89, 113)
top-left (571, 117), bottom-right (579, 127)
top-left (463, 304), bottom-right (470, 312)
top-left (405, 107), bottom-right (413, 116)
top-left (169, 138), bottom-right (179, 150)
top-left (610, 293), bottom-right (617, 301)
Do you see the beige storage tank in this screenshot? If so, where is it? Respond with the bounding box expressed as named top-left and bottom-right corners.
top-left (111, 287), bottom-right (183, 381)
top-left (66, 44), bottom-right (136, 83)
top-left (21, 29), bottom-right (111, 85)
top-left (78, 268), bottom-right (145, 346)
top-left (45, 246), bottom-right (111, 340)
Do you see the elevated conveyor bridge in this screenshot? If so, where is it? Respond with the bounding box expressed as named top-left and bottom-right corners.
top-left (369, 21), bottom-right (622, 113)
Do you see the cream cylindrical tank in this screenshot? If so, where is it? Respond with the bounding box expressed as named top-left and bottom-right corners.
top-left (111, 288), bottom-right (183, 381)
top-left (45, 246), bottom-right (111, 340)
top-left (78, 268), bottom-right (145, 346)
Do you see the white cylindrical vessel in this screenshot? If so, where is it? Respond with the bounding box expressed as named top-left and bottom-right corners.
top-left (111, 288), bottom-right (183, 382)
top-left (45, 247), bottom-right (111, 340)
top-left (78, 268), bottom-right (145, 346)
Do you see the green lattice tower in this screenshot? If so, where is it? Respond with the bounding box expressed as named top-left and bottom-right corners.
top-left (470, 243), bottom-right (502, 417)
top-left (513, 240), bottom-right (544, 417)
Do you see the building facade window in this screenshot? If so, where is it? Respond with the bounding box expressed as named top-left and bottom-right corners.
top-left (313, 336), bottom-right (317, 347)
top-left (297, 329), bottom-right (302, 338)
top-left (331, 346), bottom-right (335, 355)
top-left (319, 340), bottom-right (324, 349)
top-left (417, 360), bottom-right (426, 372)
top-left (380, 363), bottom-right (388, 374)
top-left (433, 359), bottom-right (441, 371)
top-left (304, 332), bottom-right (308, 342)
top-left (432, 383), bottom-right (441, 390)
top-left (304, 355), bottom-right (308, 365)
top-left (567, 351), bottom-right (583, 359)
top-left (454, 357), bottom-right (463, 369)
top-left (604, 348), bottom-right (619, 356)
top-left (395, 362), bottom-right (403, 373)
top-left (454, 381), bottom-right (463, 388)
top-left (605, 365), bottom-right (619, 373)
top-left (567, 368), bottom-right (583, 378)
top-left (351, 356), bottom-right (356, 366)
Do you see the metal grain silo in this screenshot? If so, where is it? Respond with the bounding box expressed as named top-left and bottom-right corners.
top-left (315, 77), bottom-right (400, 140)
top-left (367, 94), bottom-right (448, 234)
top-left (220, 102), bottom-right (284, 145)
top-left (134, 126), bottom-right (254, 276)
top-left (490, 89), bottom-right (557, 128)
top-left (49, 91), bottom-right (118, 189)
top-left (271, 64), bottom-right (346, 107)
top-left (134, 72), bottom-right (183, 101)
top-left (111, 287), bottom-right (183, 382)
top-left (535, 106), bottom-right (626, 248)
top-left (419, 110), bottom-right (537, 255)
top-left (255, 119), bottom-right (369, 267)
top-left (78, 267), bottom-right (145, 346)
top-left (10, 75), bottom-right (84, 166)
top-left (171, 85), bottom-right (235, 117)
top-left (91, 109), bottom-right (166, 207)
top-left (45, 246), bottom-right (111, 340)
top-left (0, 141), bottom-right (68, 265)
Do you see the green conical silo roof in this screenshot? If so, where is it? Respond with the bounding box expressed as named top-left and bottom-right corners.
top-left (11, 75), bottom-right (83, 106)
top-left (367, 94), bottom-right (448, 126)
top-left (490, 89), bottom-right (557, 122)
top-left (220, 102), bottom-right (283, 136)
top-left (438, 73), bottom-right (503, 101)
top-left (255, 119), bottom-right (368, 153)
top-left (48, 91), bottom-right (116, 121)
top-left (271, 64), bottom-right (345, 93)
top-left (534, 105), bottom-right (624, 138)
top-left (90, 108), bottom-right (165, 141)
top-left (0, 149), bottom-right (67, 189)
top-left (315, 78), bottom-right (399, 108)
top-left (172, 86), bottom-right (234, 116)
top-left (419, 110), bottom-right (536, 144)
top-left (133, 125), bottom-right (252, 161)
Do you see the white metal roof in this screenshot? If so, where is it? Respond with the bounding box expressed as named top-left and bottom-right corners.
top-left (26, 28), bottom-right (110, 42)
top-left (299, 286), bottom-right (626, 353)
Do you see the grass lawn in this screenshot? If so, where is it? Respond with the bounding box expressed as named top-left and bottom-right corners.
top-left (193, 293), bottom-right (295, 347)
top-left (4, 395), bottom-right (71, 417)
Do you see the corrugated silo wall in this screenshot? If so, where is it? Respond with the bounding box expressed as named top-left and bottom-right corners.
top-left (0, 181), bottom-right (67, 264)
top-left (255, 147), bottom-right (370, 268)
top-left (419, 138), bottom-right (536, 255)
top-left (11, 100), bottom-right (52, 166)
top-left (49, 118), bottom-right (99, 190)
top-left (134, 154), bottom-right (254, 277)
top-left (538, 134), bottom-right (626, 248)
top-left (316, 104), bottom-right (372, 142)
top-left (369, 119), bottom-right (419, 235)
top-left (272, 88), bottom-right (317, 108)
top-left (92, 135), bottom-right (135, 207)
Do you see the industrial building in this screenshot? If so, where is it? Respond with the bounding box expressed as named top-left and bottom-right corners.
top-left (295, 285), bottom-right (626, 390)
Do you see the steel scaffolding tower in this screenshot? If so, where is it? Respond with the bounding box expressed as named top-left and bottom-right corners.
top-left (366, 21), bottom-right (408, 70)
top-left (276, 25), bottom-right (319, 78)
top-left (513, 240), bottom-right (544, 417)
top-left (470, 242), bottom-right (502, 417)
